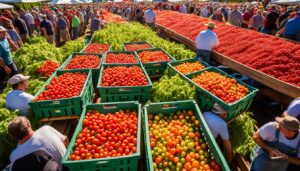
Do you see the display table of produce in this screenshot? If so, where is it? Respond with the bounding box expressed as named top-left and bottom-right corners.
top-left (155, 11), bottom-right (300, 98)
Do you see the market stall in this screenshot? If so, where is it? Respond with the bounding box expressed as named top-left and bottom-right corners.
top-left (0, 2), bottom-right (13, 9)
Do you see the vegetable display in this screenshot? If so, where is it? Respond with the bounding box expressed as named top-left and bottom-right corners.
top-left (156, 10), bottom-right (300, 87)
top-left (92, 23), bottom-right (195, 60)
top-left (228, 112), bottom-right (256, 156)
top-left (105, 53), bottom-right (138, 64)
top-left (64, 55), bottom-right (101, 69)
top-left (36, 60), bottom-right (59, 77)
top-left (137, 50), bottom-right (171, 63)
top-left (174, 61), bottom-right (206, 75)
top-left (150, 75), bottom-right (196, 102)
top-left (148, 110), bottom-right (221, 171)
top-left (84, 43), bottom-right (110, 54)
top-left (101, 66), bottom-right (148, 86)
top-left (69, 109), bottom-right (138, 160)
top-left (191, 71), bottom-right (249, 103)
top-left (34, 72), bottom-right (87, 101)
top-left (124, 43), bottom-right (152, 51)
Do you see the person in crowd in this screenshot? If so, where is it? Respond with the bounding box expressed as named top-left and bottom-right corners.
top-left (135, 7), bottom-right (144, 23)
top-left (201, 6), bottom-right (209, 18)
top-left (21, 10), bottom-right (35, 36)
top-left (4, 20), bottom-right (22, 49)
top-left (242, 8), bottom-right (253, 28)
top-left (90, 14), bottom-right (104, 35)
top-left (195, 22), bottom-right (219, 64)
top-left (278, 7), bottom-right (292, 24)
top-left (250, 10), bottom-right (264, 31)
top-left (77, 10), bottom-right (85, 36)
top-left (40, 14), bottom-right (54, 44)
top-left (211, 8), bottom-right (225, 22)
top-left (12, 12), bottom-right (28, 43)
top-left (250, 115), bottom-right (300, 171)
top-left (277, 11), bottom-right (300, 41)
top-left (56, 12), bottom-right (70, 46)
top-left (261, 5), bottom-right (279, 35)
top-left (221, 5), bottom-right (229, 22)
top-left (276, 12), bottom-right (296, 37)
top-left (203, 103), bottom-right (233, 162)
top-left (6, 74), bottom-right (33, 115)
top-left (229, 5), bottom-right (243, 27)
top-left (144, 6), bottom-right (156, 31)
top-left (179, 4), bottom-right (188, 13)
top-left (0, 26), bottom-right (18, 91)
top-left (71, 12), bottom-right (80, 40)
top-left (8, 116), bottom-right (68, 171)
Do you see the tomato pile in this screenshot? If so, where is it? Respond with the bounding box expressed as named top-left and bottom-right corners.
top-left (175, 61), bottom-right (206, 75)
top-left (36, 60), bottom-right (59, 77)
top-left (101, 66), bottom-right (148, 86)
top-left (64, 55), bottom-right (101, 69)
top-left (84, 43), bottom-right (110, 54)
top-left (156, 10), bottom-right (300, 87)
top-left (105, 53), bottom-right (138, 64)
top-left (125, 43), bottom-right (152, 51)
top-left (138, 50), bottom-right (171, 63)
top-left (69, 109), bottom-right (138, 160)
top-left (192, 71), bottom-right (249, 103)
top-left (34, 72), bottom-right (86, 101)
top-left (148, 110), bottom-right (221, 171)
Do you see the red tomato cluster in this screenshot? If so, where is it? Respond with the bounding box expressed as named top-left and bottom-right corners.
top-left (125, 43), bottom-right (152, 51)
top-left (64, 55), bottom-right (101, 69)
top-left (69, 109), bottom-right (138, 160)
top-left (137, 50), bottom-right (171, 63)
top-left (192, 71), bottom-right (249, 103)
top-left (36, 60), bottom-right (59, 77)
top-left (84, 43), bottom-right (110, 54)
top-left (149, 110), bottom-right (221, 171)
top-left (102, 10), bottom-right (126, 23)
top-left (34, 72), bottom-right (86, 101)
top-left (101, 66), bottom-right (148, 86)
top-left (156, 11), bottom-right (300, 87)
top-left (105, 53), bottom-right (138, 64)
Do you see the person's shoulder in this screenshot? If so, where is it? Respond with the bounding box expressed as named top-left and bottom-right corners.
top-left (261, 121), bottom-right (277, 129)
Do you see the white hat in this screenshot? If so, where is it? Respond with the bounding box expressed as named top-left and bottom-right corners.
top-left (204, 22), bottom-right (217, 29)
top-left (8, 74), bottom-right (30, 85)
top-left (0, 26), bottom-right (7, 32)
top-left (212, 103), bottom-right (227, 115)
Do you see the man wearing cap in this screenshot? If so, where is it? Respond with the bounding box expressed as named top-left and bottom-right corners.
top-left (6, 74), bottom-right (34, 116)
top-left (144, 6), bottom-right (156, 31)
top-left (250, 115), bottom-right (300, 171)
top-left (0, 26), bottom-right (18, 91)
top-left (90, 14), bottom-right (105, 35)
top-left (282, 11), bottom-right (300, 41)
top-left (12, 12), bottom-right (28, 43)
top-left (203, 103), bottom-right (233, 162)
top-left (40, 14), bottom-right (55, 44)
top-left (195, 21), bottom-right (219, 64)
top-left (56, 12), bottom-right (70, 46)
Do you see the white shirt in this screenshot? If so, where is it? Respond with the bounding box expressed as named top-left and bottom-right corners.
top-left (287, 98), bottom-right (300, 118)
top-left (201, 8), bottom-right (209, 17)
top-left (258, 122), bottom-right (300, 158)
top-left (10, 126), bottom-right (66, 170)
top-left (195, 29), bottom-right (219, 51)
top-left (144, 10), bottom-right (156, 23)
top-left (179, 6), bottom-right (187, 13)
top-left (203, 112), bottom-right (229, 140)
top-left (6, 90), bottom-right (34, 115)
top-left (25, 13), bottom-right (34, 25)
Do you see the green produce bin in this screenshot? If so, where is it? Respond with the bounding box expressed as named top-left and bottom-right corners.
top-left (143, 100), bottom-right (230, 171)
top-left (123, 41), bottom-right (154, 51)
top-left (62, 101), bottom-right (141, 171)
top-left (97, 64), bottom-right (152, 102)
top-left (183, 67), bottom-right (258, 121)
top-left (168, 58), bottom-right (210, 77)
top-left (57, 52), bottom-right (103, 86)
top-left (103, 51), bottom-right (141, 65)
top-left (81, 43), bottom-right (112, 54)
top-left (29, 70), bottom-right (94, 119)
top-left (136, 48), bottom-right (176, 78)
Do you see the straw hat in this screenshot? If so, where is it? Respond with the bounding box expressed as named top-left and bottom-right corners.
top-left (204, 22), bottom-right (217, 29)
top-left (0, 26), bottom-right (7, 32)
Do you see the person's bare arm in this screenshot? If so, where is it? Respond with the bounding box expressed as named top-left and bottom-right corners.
top-left (0, 58), bottom-right (11, 74)
top-left (223, 139), bottom-right (233, 162)
top-left (41, 27), bottom-right (48, 37)
top-left (253, 131), bottom-right (283, 158)
top-left (63, 136), bottom-right (69, 147)
top-left (6, 33), bottom-right (17, 51)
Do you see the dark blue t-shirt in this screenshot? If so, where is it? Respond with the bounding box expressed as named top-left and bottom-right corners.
top-left (40, 19), bottom-right (54, 36)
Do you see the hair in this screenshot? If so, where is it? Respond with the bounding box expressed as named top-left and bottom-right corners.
top-left (12, 82), bottom-right (21, 90)
top-left (8, 116), bottom-right (32, 141)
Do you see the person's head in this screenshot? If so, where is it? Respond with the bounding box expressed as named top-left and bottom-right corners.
top-left (12, 11), bottom-right (19, 18)
top-left (57, 12), bottom-right (63, 18)
top-left (0, 26), bottom-right (7, 39)
top-left (212, 103), bottom-right (228, 119)
top-left (233, 4), bottom-right (238, 10)
top-left (149, 6), bottom-right (154, 11)
top-left (289, 12), bottom-right (297, 19)
top-left (8, 116), bottom-right (33, 142)
top-left (270, 5), bottom-right (277, 11)
top-left (257, 10), bottom-right (262, 16)
top-left (204, 21), bottom-right (216, 30)
top-left (276, 115), bottom-right (300, 139)
top-left (40, 14), bottom-right (47, 20)
top-left (8, 74), bottom-right (30, 91)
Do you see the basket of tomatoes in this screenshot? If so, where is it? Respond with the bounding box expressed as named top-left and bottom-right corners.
top-left (123, 41), bottom-right (154, 51)
top-left (168, 58), bottom-right (210, 77)
top-left (81, 43), bottom-right (111, 54)
top-left (103, 51), bottom-right (140, 65)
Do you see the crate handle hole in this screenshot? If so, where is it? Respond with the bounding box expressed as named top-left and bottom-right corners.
top-left (119, 96), bottom-right (130, 100)
top-left (118, 88), bottom-right (133, 92)
top-left (153, 64), bottom-right (162, 67)
top-left (162, 104), bottom-right (177, 109)
top-left (103, 105), bottom-right (117, 109)
top-left (96, 161), bottom-right (109, 164)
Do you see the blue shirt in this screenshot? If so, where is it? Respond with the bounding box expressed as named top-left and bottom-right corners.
top-left (90, 18), bottom-right (102, 32)
top-left (284, 17), bottom-right (300, 36)
top-left (0, 38), bottom-right (13, 65)
top-left (57, 18), bottom-right (67, 30)
top-left (144, 10), bottom-right (156, 23)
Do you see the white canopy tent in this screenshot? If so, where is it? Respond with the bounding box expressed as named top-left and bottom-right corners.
top-left (80, 0), bottom-right (93, 3)
top-left (0, 3), bottom-right (13, 9)
top-left (49, 0), bottom-right (83, 4)
top-left (0, 0), bottom-right (46, 2)
top-left (272, 0), bottom-right (300, 4)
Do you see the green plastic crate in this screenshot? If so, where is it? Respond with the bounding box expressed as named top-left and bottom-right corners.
top-left (57, 52), bottom-right (102, 86)
top-left (136, 48), bottom-right (176, 78)
top-left (103, 51), bottom-right (141, 65)
top-left (183, 67), bottom-right (259, 121)
top-left (97, 64), bottom-right (153, 102)
top-left (143, 100), bottom-right (230, 171)
top-left (62, 101), bottom-right (141, 171)
top-left (168, 58), bottom-right (210, 77)
top-left (123, 41), bottom-right (154, 51)
top-left (81, 43), bottom-right (112, 54)
top-left (29, 70), bottom-right (94, 119)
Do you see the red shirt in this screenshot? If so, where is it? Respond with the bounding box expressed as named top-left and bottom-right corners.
top-left (243, 12), bottom-right (252, 21)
